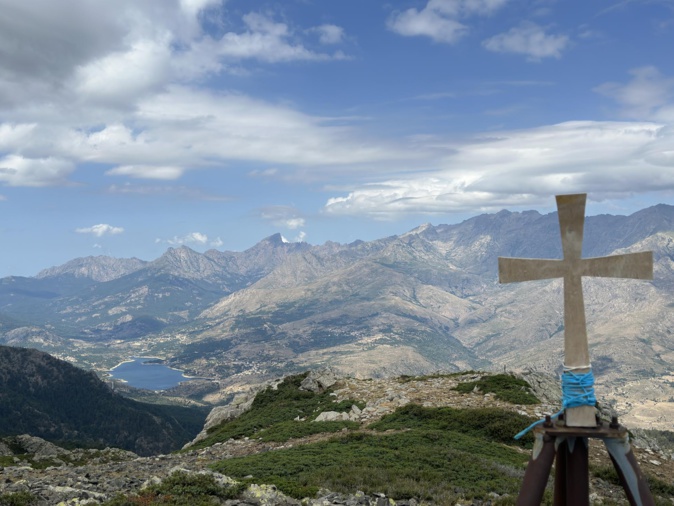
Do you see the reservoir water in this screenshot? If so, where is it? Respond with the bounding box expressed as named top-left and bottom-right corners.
top-left (109, 357), bottom-right (194, 390)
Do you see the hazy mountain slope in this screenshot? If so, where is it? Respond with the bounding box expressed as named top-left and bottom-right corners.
top-left (36, 256), bottom-right (148, 282)
top-left (163, 205), bottom-right (674, 396)
top-left (0, 275), bottom-right (96, 325)
top-left (0, 237), bottom-right (311, 339)
top-left (0, 346), bottom-right (206, 455)
top-left (453, 232), bottom-right (674, 381)
top-left (1, 204), bottom-right (673, 408)
top-left (186, 254), bottom-right (485, 384)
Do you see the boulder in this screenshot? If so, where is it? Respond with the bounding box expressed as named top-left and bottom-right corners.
top-left (314, 411), bottom-right (347, 422)
top-left (184, 392), bottom-right (255, 448)
top-left (243, 483), bottom-right (300, 506)
top-left (300, 367), bottom-right (341, 393)
top-left (14, 434), bottom-right (68, 458)
top-left (516, 371), bottom-right (561, 405)
top-left (0, 441), bottom-right (12, 456)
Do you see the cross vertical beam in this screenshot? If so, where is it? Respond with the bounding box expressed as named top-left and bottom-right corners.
top-left (498, 194), bottom-right (653, 426)
top-left (558, 194), bottom-right (590, 370)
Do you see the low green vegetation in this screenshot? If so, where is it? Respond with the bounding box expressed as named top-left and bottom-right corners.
top-left (0, 491), bottom-right (36, 506)
top-left (189, 373), bottom-right (363, 449)
top-left (102, 471), bottom-right (245, 506)
top-left (370, 404), bottom-right (536, 446)
top-left (591, 464), bottom-right (674, 504)
top-left (454, 374), bottom-right (540, 405)
top-left (190, 371), bottom-right (546, 503)
top-left (211, 404), bottom-right (539, 504)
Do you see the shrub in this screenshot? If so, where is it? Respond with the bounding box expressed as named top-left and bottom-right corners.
top-left (259, 420), bottom-right (359, 442)
top-left (0, 492), bottom-right (36, 506)
top-left (192, 373), bottom-right (362, 449)
top-left (102, 472), bottom-right (244, 506)
top-left (211, 406), bottom-right (534, 502)
top-left (454, 374), bottom-right (540, 405)
top-left (370, 404), bottom-right (536, 446)
top-left (591, 464), bottom-right (674, 503)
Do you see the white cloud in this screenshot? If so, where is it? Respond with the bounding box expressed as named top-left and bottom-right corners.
top-left (285, 218), bottom-right (306, 229)
top-left (0, 123), bottom-right (37, 150)
top-left (295, 231), bottom-right (307, 242)
top-left (0, 85), bottom-right (405, 186)
top-left (106, 86), bottom-right (400, 169)
top-left (248, 168), bottom-right (279, 178)
top-left (213, 13), bottom-right (343, 63)
top-left (0, 155), bottom-right (74, 187)
top-left (310, 24), bottom-right (345, 45)
top-left (179, 0), bottom-right (220, 18)
top-left (0, 3), bottom-right (356, 186)
top-left (76, 224), bottom-right (125, 237)
top-left (73, 37), bottom-right (173, 105)
top-left (387, 0), bottom-right (507, 43)
top-left (428, 0), bottom-right (509, 16)
top-left (595, 66), bottom-right (674, 121)
top-left (106, 183), bottom-right (229, 200)
top-left (324, 120), bottom-right (674, 218)
top-left (106, 165), bottom-right (185, 180)
top-left (0, 0), bottom-right (127, 83)
top-left (168, 232), bottom-right (208, 245)
top-left (387, 7), bottom-right (468, 43)
top-left (483, 22), bottom-right (569, 60)
top-left (258, 206), bottom-right (306, 229)
top-left (161, 231), bottom-right (223, 247)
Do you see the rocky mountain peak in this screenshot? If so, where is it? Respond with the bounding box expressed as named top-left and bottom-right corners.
top-left (259, 233), bottom-right (290, 246)
top-left (151, 246), bottom-right (222, 279)
top-left (401, 223), bottom-right (433, 238)
top-left (35, 255), bottom-right (147, 282)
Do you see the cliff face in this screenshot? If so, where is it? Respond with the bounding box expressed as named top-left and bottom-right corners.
top-left (0, 346), bottom-right (206, 455)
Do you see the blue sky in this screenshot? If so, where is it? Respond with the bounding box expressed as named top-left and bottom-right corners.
top-left (1, 0), bottom-right (674, 276)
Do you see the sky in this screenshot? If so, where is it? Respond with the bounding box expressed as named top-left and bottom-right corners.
top-left (1, 0), bottom-right (674, 277)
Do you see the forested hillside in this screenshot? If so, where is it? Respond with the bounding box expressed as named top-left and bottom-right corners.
top-left (0, 346), bottom-right (207, 455)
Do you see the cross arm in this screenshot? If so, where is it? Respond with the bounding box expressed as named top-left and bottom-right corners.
top-left (580, 251), bottom-right (653, 280)
top-left (498, 257), bottom-right (566, 283)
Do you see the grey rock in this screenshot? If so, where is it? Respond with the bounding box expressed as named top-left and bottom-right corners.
top-left (243, 483), bottom-right (300, 506)
top-left (300, 368), bottom-right (341, 393)
top-left (14, 435), bottom-right (69, 458)
top-left (0, 441), bottom-right (12, 456)
top-left (185, 392), bottom-right (256, 448)
top-left (314, 411), bottom-right (344, 422)
top-left (516, 371), bottom-right (561, 405)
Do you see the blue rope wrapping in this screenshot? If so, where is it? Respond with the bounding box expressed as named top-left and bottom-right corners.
top-left (514, 369), bottom-right (596, 440)
top-left (561, 369), bottom-right (597, 409)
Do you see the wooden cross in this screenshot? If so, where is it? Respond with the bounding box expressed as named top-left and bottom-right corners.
top-left (498, 194), bottom-right (653, 427)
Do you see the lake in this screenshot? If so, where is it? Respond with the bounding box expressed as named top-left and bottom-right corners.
top-left (109, 357), bottom-right (194, 390)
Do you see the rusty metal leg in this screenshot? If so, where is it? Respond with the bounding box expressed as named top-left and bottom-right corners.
top-left (604, 437), bottom-right (655, 506)
top-left (565, 437), bottom-right (589, 506)
top-left (553, 438), bottom-right (567, 506)
top-left (517, 432), bottom-right (556, 506)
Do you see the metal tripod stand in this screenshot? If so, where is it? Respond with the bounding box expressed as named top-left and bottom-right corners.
top-left (516, 415), bottom-right (655, 506)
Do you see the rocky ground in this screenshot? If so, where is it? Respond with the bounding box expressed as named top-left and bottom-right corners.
top-left (2, 371), bottom-right (674, 505)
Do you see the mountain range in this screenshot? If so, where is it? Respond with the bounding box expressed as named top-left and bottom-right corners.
top-left (1, 203), bottom-right (674, 423)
